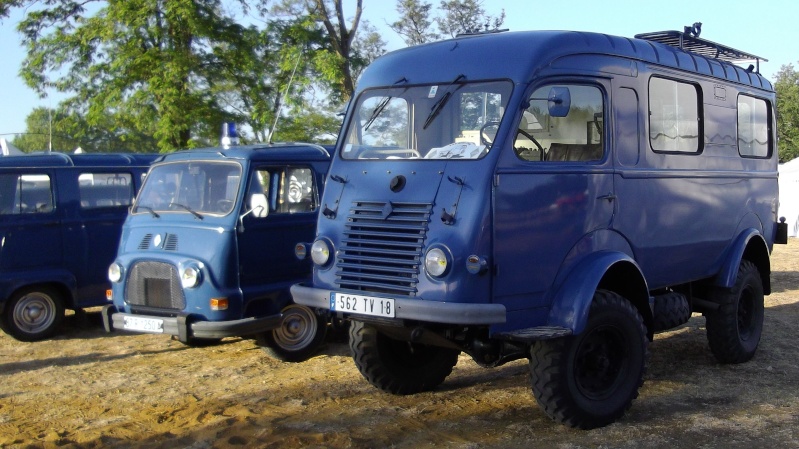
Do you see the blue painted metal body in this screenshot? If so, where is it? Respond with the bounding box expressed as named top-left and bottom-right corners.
top-left (0, 152), bottom-right (156, 314)
top-left (105, 143), bottom-right (331, 340)
top-left (292, 30), bottom-right (780, 342)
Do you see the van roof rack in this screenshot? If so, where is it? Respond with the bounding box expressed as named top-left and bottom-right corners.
top-left (635, 22), bottom-right (767, 73)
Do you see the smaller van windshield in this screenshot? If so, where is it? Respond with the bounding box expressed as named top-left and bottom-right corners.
top-left (134, 161), bottom-right (242, 216)
top-left (342, 80), bottom-right (512, 160)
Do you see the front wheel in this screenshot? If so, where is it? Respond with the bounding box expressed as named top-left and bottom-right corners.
top-left (529, 290), bottom-right (648, 429)
top-left (349, 321), bottom-right (460, 395)
top-left (705, 260), bottom-right (764, 364)
top-left (257, 304), bottom-right (327, 362)
top-left (0, 286), bottom-right (65, 342)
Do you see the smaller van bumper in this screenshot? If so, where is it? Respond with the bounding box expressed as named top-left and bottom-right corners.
top-left (102, 305), bottom-right (283, 341)
top-left (291, 283), bottom-right (506, 325)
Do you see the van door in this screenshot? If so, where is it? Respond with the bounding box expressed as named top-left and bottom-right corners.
top-left (493, 83), bottom-right (614, 319)
top-left (0, 172), bottom-right (63, 273)
top-left (237, 165), bottom-right (318, 298)
top-left (68, 171), bottom-right (136, 306)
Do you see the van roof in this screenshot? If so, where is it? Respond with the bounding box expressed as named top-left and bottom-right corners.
top-left (161, 142), bottom-right (332, 163)
top-left (0, 152), bottom-right (158, 168)
top-left (357, 29), bottom-right (773, 93)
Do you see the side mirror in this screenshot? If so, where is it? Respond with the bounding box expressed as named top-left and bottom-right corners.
top-left (548, 87), bottom-right (571, 117)
top-left (250, 193), bottom-right (268, 218)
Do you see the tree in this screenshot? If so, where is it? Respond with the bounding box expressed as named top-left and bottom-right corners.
top-left (3, 0), bottom-right (276, 152)
top-left (390, 0), bottom-right (439, 46)
top-left (271, 0), bottom-right (386, 102)
top-left (389, 0), bottom-right (505, 46)
top-left (774, 64), bottom-right (799, 162)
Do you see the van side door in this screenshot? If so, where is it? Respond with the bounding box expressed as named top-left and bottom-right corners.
top-left (237, 165), bottom-right (319, 299)
top-left (493, 82), bottom-right (614, 320)
top-left (0, 171), bottom-right (63, 275)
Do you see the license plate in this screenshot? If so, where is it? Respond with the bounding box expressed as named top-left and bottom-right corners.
top-left (123, 316), bottom-right (164, 333)
top-left (331, 293), bottom-right (395, 318)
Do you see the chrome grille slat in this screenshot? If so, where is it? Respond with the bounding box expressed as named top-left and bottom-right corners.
top-left (336, 201), bottom-right (431, 296)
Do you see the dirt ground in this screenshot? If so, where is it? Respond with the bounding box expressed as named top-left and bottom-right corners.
top-left (3, 242), bottom-right (799, 449)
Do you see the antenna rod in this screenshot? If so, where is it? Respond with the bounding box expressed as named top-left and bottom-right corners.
top-left (267, 53), bottom-right (302, 144)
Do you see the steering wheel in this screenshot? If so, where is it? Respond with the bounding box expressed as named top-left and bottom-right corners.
top-left (480, 121), bottom-right (501, 146)
top-left (515, 129), bottom-right (545, 161)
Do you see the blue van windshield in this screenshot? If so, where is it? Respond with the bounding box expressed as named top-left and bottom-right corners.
top-left (341, 80), bottom-right (513, 160)
top-left (133, 161), bottom-right (242, 216)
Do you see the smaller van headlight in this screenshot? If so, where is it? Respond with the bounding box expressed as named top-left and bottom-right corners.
top-left (425, 247), bottom-right (450, 277)
top-left (108, 263), bottom-right (123, 283)
top-left (311, 239), bottom-right (332, 266)
top-left (181, 266), bottom-right (201, 288)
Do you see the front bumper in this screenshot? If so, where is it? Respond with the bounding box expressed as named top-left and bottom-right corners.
top-left (102, 305), bottom-right (283, 341)
top-left (290, 283), bottom-right (506, 325)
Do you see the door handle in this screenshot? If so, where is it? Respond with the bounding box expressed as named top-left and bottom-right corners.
top-left (597, 193), bottom-right (616, 202)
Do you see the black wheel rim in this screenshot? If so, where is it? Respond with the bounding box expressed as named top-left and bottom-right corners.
top-left (574, 324), bottom-right (627, 400)
top-left (737, 285), bottom-right (756, 341)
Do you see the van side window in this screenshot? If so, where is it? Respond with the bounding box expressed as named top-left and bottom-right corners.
top-left (251, 166), bottom-right (317, 215)
top-left (649, 77), bottom-right (701, 153)
top-left (737, 95), bottom-right (771, 158)
top-left (78, 173), bottom-right (134, 209)
top-left (515, 84), bottom-right (604, 162)
top-left (0, 174), bottom-right (53, 215)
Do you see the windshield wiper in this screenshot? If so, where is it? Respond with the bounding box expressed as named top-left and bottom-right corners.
top-left (169, 202), bottom-right (203, 220)
top-left (363, 96), bottom-right (392, 131)
top-left (136, 205), bottom-right (160, 218)
top-left (423, 74), bottom-right (466, 130)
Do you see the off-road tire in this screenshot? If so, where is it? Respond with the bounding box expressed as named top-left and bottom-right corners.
top-left (349, 320), bottom-right (460, 395)
top-left (0, 286), bottom-right (65, 342)
top-left (257, 304), bottom-right (327, 363)
top-left (652, 291), bottom-right (691, 332)
top-left (705, 260), bottom-right (764, 364)
top-left (529, 290), bottom-right (648, 429)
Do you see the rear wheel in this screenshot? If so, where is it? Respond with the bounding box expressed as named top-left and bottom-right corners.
top-left (0, 286), bottom-right (65, 341)
top-left (706, 260), bottom-right (764, 363)
top-left (529, 290), bottom-right (648, 429)
top-left (257, 304), bottom-right (327, 362)
top-left (349, 320), bottom-right (459, 395)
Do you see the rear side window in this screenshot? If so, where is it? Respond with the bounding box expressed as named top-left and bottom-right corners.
top-left (79, 173), bottom-right (134, 209)
top-left (649, 77), bottom-right (701, 153)
top-left (737, 95), bottom-right (771, 158)
top-left (0, 173), bottom-right (54, 215)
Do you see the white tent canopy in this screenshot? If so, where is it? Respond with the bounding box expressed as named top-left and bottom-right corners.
top-left (779, 158), bottom-right (799, 237)
top-left (0, 138), bottom-right (24, 156)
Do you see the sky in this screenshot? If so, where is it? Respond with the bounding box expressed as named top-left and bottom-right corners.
top-left (1, 0), bottom-right (797, 138)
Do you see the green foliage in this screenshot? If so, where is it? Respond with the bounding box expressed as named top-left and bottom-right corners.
top-left (389, 0), bottom-right (505, 45)
top-left (775, 64), bottom-right (799, 163)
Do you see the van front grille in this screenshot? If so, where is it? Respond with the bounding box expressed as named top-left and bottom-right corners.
top-left (125, 261), bottom-right (185, 310)
top-left (336, 201), bottom-right (432, 296)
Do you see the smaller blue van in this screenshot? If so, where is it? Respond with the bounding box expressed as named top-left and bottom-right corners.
top-left (104, 143), bottom-right (331, 361)
top-left (0, 152), bottom-right (156, 341)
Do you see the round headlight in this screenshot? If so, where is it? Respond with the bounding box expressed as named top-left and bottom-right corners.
top-left (108, 263), bottom-right (123, 283)
top-left (181, 266), bottom-right (200, 288)
top-left (310, 239), bottom-right (331, 266)
top-left (425, 247), bottom-right (449, 277)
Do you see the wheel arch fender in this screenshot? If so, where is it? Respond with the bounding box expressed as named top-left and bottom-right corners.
top-left (547, 251), bottom-right (652, 338)
top-left (0, 270), bottom-right (77, 312)
top-left (714, 228), bottom-right (771, 294)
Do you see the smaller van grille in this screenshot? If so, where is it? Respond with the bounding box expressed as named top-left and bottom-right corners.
top-left (126, 261), bottom-right (185, 310)
top-left (164, 234), bottom-right (178, 251)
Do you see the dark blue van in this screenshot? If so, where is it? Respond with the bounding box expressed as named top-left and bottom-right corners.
top-left (0, 152), bottom-right (156, 341)
top-left (104, 143), bottom-right (332, 361)
top-left (291, 26), bottom-right (787, 427)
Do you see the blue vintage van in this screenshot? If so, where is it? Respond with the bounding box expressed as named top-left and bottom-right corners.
top-left (104, 143), bottom-right (332, 361)
top-left (0, 152), bottom-right (156, 341)
top-left (291, 26), bottom-right (787, 427)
